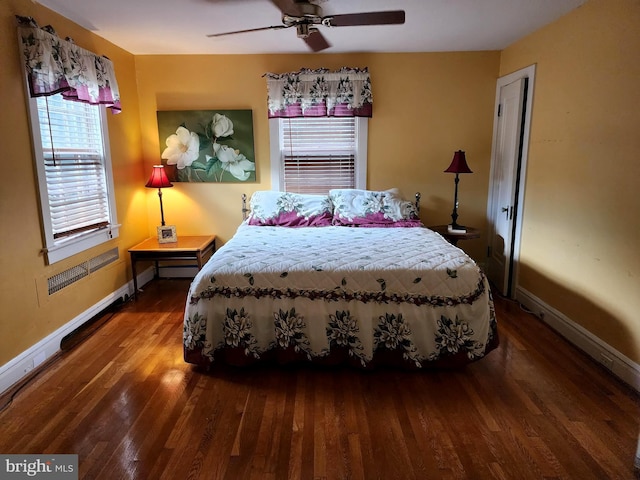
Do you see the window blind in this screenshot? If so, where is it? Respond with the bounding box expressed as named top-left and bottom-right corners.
top-left (37, 94), bottom-right (110, 239)
top-left (282, 117), bottom-right (356, 194)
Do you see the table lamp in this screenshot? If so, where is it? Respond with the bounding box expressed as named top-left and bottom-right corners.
top-left (444, 150), bottom-right (473, 233)
top-left (145, 165), bottom-right (173, 226)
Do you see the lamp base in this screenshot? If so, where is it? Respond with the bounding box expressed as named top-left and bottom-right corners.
top-left (448, 224), bottom-right (467, 234)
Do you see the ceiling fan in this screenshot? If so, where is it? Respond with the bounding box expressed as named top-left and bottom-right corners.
top-left (206, 0), bottom-right (405, 52)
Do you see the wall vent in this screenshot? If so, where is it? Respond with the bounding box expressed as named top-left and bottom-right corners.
top-left (47, 247), bottom-right (119, 295)
top-left (88, 248), bottom-right (119, 272)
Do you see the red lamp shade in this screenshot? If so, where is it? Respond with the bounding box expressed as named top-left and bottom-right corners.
top-left (444, 150), bottom-right (473, 174)
top-left (145, 165), bottom-right (173, 189)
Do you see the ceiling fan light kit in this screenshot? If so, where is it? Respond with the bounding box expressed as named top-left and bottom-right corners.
top-left (207, 0), bottom-right (405, 52)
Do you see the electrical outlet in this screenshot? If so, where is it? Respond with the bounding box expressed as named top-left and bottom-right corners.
top-left (600, 353), bottom-right (614, 371)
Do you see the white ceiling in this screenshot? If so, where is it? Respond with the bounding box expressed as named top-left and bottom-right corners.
top-left (34, 0), bottom-right (587, 55)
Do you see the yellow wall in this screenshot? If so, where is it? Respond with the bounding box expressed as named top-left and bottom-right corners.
top-left (500, 0), bottom-right (640, 361)
top-left (136, 52), bottom-right (500, 250)
top-left (0, 0), bottom-right (147, 367)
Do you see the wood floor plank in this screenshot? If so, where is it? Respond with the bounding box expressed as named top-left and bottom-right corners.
top-left (0, 279), bottom-right (638, 480)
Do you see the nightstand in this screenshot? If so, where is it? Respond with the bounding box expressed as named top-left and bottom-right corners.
top-left (428, 225), bottom-right (480, 246)
top-left (129, 235), bottom-right (216, 299)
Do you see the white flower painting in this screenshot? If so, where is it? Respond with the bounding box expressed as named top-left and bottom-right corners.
top-left (161, 126), bottom-right (200, 170)
top-left (157, 109), bottom-right (256, 183)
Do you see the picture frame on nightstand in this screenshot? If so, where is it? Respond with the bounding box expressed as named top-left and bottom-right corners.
top-left (157, 225), bottom-right (177, 243)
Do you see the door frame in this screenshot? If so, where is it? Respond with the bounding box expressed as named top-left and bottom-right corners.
top-left (486, 64), bottom-right (536, 298)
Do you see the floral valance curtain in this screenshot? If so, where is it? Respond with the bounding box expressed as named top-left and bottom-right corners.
top-left (16, 16), bottom-right (121, 113)
top-left (265, 67), bottom-right (372, 118)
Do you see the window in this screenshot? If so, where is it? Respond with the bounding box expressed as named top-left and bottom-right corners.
top-left (27, 93), bottom-right (119, 264)
top-left (270, 117), bottom-right (368, 194)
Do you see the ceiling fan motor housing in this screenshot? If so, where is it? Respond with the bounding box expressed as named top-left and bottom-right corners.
top-left (282, 2), bottom-right (323, 29)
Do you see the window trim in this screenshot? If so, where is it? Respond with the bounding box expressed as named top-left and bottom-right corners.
top-left (269, 117), bottom-right (368, 192)
top-left (26, 93), bottom-right (119, 265)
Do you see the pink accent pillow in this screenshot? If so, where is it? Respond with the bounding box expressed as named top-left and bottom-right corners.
top-left (247, 191), bottom-right (333, 227)
top-left (329, 189), bottom-right (422, 227)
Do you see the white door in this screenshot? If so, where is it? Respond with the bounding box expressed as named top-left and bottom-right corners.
top-left (486, 76), bottom-right (527, 296)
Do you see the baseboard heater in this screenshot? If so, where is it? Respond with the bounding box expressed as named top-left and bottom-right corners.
top-left (60, 294), bottom-right (130, 351)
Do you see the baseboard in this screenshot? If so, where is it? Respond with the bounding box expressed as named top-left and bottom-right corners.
top-left (0, 267), bottom-right (155, 396)
top-left (515, 286), bottom-right (640, 393)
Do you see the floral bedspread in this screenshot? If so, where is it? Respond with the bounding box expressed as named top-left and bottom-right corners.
top-left (184, 224), bottom-right (498, 369)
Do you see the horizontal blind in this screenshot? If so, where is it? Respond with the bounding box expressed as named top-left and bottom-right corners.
top-left (37, 94), bottom-right (110, 238)
top-left (282, 117), bottom-right (356, 194)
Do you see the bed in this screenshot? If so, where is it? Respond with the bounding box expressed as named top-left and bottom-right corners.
top-left (183, 189), bottom-right (498, 370)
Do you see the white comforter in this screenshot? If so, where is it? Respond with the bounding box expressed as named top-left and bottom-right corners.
top-left (184, 224), bottom-right (497, 369)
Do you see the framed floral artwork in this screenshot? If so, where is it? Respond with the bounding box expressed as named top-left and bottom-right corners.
top-left (156, 109), bottom-right (256, 183)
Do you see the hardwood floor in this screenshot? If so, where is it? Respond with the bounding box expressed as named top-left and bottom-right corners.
top-left (1, 279), bottom-right (638, 479)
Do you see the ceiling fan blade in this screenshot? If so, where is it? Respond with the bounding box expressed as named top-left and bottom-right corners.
top-left (207, 25), bottom-right (287, 38)
top-left (304, 29), bottom-right (331, 52)
top-left (327, 10), bottom-right (405, 27)
top-left (269, 0), bottom-right (304, 16)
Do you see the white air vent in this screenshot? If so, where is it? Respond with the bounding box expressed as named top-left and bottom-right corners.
top-left (47, 247), bottom-right (119, 295)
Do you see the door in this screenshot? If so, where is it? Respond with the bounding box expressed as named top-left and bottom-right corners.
top-left (486, 66), bottom-right (534, 297)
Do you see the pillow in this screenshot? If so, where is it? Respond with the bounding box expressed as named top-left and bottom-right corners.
top-left (329, 188), bottom-right (422, 227)
top-left (247, 191), bottom-right (333, 227)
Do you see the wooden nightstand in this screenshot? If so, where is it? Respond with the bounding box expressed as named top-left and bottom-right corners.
top-left (129, 235), bottom-right (216, 299)
top-left (428, 225), bottom-right (480, 246)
